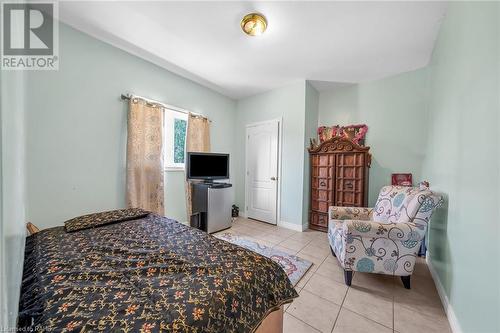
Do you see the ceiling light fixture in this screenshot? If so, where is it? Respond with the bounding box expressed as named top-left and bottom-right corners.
top-left (241, 13), bottom-right (267, 36)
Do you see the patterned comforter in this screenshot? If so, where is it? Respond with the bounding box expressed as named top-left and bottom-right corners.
top-left (18, 214), bottom-right (298, 332)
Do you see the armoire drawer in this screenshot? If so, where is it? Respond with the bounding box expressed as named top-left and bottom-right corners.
top-left (309, 211), bottom-right (328, 229)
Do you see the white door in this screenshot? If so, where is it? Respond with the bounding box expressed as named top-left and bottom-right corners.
top-left (246, 120), bottom-right (279, 224)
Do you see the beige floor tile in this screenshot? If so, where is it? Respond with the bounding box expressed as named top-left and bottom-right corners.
top-left (412, 258), bottom-right (432, 278)
top-left (231, 217), bottom-right (245, 225)
top-left (323, 254), bottom-right (340, 264)
top-left (242, 217), bottom-right (267, 224)
top-left (229, 223), bottom-right (244, 230)
top-left (283, 313), bottom-right (321, 333)
top-left (239, 226), bottom-right (267, 234)
top-left (245, 236), bottom-right (277, 248)
top-left (394, 288), bottom-right (442, 314)
top-left (295, 253), bottom-right (326, 271)
top-left (299, 243), bottom-right (331, 259)
top-left (278, 238), bottom-right (310, 251)
top-left (288, 235), bottom-right (315, 245)
top-left (287, 289), bottom-right (340, 333)
top-left (403, 273), bottom-right (439, 294)
top-left (343, 288), bottom-right (393, 328)
top-left (273, 245), bottom-right (299, 255)
top-left (304, 229), bottom-right (325, 236)
top-left (394, 301), bottom-right (451, 333)
top-left (231, 220), bottom-right (451, 333)
top-left (333, 308), bottom-right (392, 333)
top-left (272, 227), bottom-right (297, 237)
top-left (311, 234), bottom-right (329, 243)
top-left (303, 273), bottom-right (348, 305)
top-left (350, 272), bottom-right (396, 296)
top-left (297, 252), bottom-right (328, 265)
top-left (289, 231), bottom-right (318, 241)
top-left (234, 226), bottom-right (260, 236)
top-left (393, 279), bottom-right (446, 327)
top-left (296, 268), bottom-right (316, 288)
top-left (213, 229), bottom-right (238, 237)
top-left (248, 231), bottom-right (275, 240)
top-left (315, 259), bottom-right (347, 285)
top-left (257, 233), bottom-right (288, 243)
top-left (240, 220), bottom-right (268, 229)
top-left (249, 223), bottom-right (276, 232)
top-left (313, 237), bottom-right (331, 249)
top-left (393, 275), bottom-right (442, 313)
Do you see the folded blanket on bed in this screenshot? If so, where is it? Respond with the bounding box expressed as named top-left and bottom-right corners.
top-left (18, 214), bottom-right (298, 332)
top-left (64, 207), bottom-right (149, 232)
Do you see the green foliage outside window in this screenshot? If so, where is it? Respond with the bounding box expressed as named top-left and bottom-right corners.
top-left (174, 118), bottom-right (187, 163)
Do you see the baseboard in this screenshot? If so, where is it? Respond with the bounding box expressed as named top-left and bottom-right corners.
top-left (240, 215), bottom-right (305, 232)
top-left (278, 220), bottom-right (306, 232)
top-left (426, 252), bottom-right (463, 333)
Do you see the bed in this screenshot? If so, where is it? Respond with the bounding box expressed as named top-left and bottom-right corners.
top-left (18, 212), bottom-right (298, 332)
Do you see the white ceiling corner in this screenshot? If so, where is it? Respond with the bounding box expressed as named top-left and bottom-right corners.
top-left (58, 1), bottom-right (448, 99)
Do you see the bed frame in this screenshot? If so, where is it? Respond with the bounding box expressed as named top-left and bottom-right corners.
top-left (255, 306), bottom-right (283, 333)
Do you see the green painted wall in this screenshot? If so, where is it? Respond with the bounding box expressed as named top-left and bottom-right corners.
top-left (318, 3), bottom-right (500, 331)
top-left (318, 68), bottom-right (430, 206)
top-left (303, 83), bottom-right (319, 229)
top-left (0, 71), bottom-right (27, 327)
top-left (25, 23), bottom-right (236, 229)
top-left (423, 2), bottom-right (499, 332)
top-left (10, 4), bottom-right (500, 332)
top-left (234, 82), bottom-right (308, 227)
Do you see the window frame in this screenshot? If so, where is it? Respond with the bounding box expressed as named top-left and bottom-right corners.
top-left (164, 109), bottom-right (188, 171)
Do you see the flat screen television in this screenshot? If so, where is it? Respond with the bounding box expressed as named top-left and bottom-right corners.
top-left (186, 152), bottom-right (229, 181)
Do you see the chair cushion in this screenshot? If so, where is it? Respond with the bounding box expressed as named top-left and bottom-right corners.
top-left (327, 220), bottom-right (345, 263)
top-left (373, 186), bottom-right (427, 223)
top-left (329, 206), bottom-right (373, 221)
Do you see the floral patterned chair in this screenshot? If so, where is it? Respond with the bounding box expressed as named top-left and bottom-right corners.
top-left (327, 185), bottom-right (443, 289)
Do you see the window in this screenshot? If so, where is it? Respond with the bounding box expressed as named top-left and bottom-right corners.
top-left (164, 109), bottom-right (188, 170)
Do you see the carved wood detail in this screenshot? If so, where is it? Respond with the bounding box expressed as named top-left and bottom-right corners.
top-left (308, 137), bottom-right (371, 232)
top-left (308, 136), bottom-right (370, 152)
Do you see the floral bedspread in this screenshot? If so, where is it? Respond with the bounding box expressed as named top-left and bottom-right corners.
top-left (18, 214), bottom-right (298, 332)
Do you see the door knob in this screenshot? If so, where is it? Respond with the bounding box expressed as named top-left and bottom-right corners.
top-left (270, 177), bottom-right (277, 181)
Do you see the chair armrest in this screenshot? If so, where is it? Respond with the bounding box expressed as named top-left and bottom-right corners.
top-left (342, 220), bottom-right (426, 243)
top-left (329, 206), bottom-right (373, 221)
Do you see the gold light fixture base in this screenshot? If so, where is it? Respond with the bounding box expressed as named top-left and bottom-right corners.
top-left (241, 13), bottom-right (267, 36)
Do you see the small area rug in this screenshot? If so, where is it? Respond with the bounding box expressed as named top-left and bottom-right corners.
top-left (215, 233), bottom-right (313, 286)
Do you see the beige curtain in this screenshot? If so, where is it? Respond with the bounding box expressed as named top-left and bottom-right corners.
top-left (126, 99), bottom-right (165, 215)
top-left (185, 113), bottom-right (211, 218)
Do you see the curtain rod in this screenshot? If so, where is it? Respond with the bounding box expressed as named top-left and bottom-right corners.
top-left (120, 94), bottom-right (211, 122)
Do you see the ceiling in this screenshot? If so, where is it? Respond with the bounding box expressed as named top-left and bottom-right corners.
top-left (59, 1), bottom-right (448, 99)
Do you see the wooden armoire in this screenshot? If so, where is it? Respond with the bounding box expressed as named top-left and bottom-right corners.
top-left (308, 137), bottom-right (371, 232)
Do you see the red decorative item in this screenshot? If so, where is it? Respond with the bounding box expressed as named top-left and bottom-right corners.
top-left (340, 124), bottom-right (368, 145)
top-left (392, 173), bottom-right (413, 186)
top-left (318, 126), bottom-right (341, 142)
top-left (317, 124), bottom-right (368, 145)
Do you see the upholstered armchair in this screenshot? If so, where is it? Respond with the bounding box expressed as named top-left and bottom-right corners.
top-left (327, 185), bottom-right (443, 289)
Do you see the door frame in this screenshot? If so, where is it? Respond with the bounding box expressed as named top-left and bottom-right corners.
top-left (244, 118), bottom-right (283, 225)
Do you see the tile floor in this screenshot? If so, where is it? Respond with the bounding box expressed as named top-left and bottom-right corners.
top-left (215, 217), bottom-right (452, 333)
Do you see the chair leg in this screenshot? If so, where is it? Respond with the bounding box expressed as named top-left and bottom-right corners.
top-left (344, 270), bottom-right (353, 286)
top-left (330, 246), bottom-right (336, 257)
top-left (401, 275), bottom-right (411, 289)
